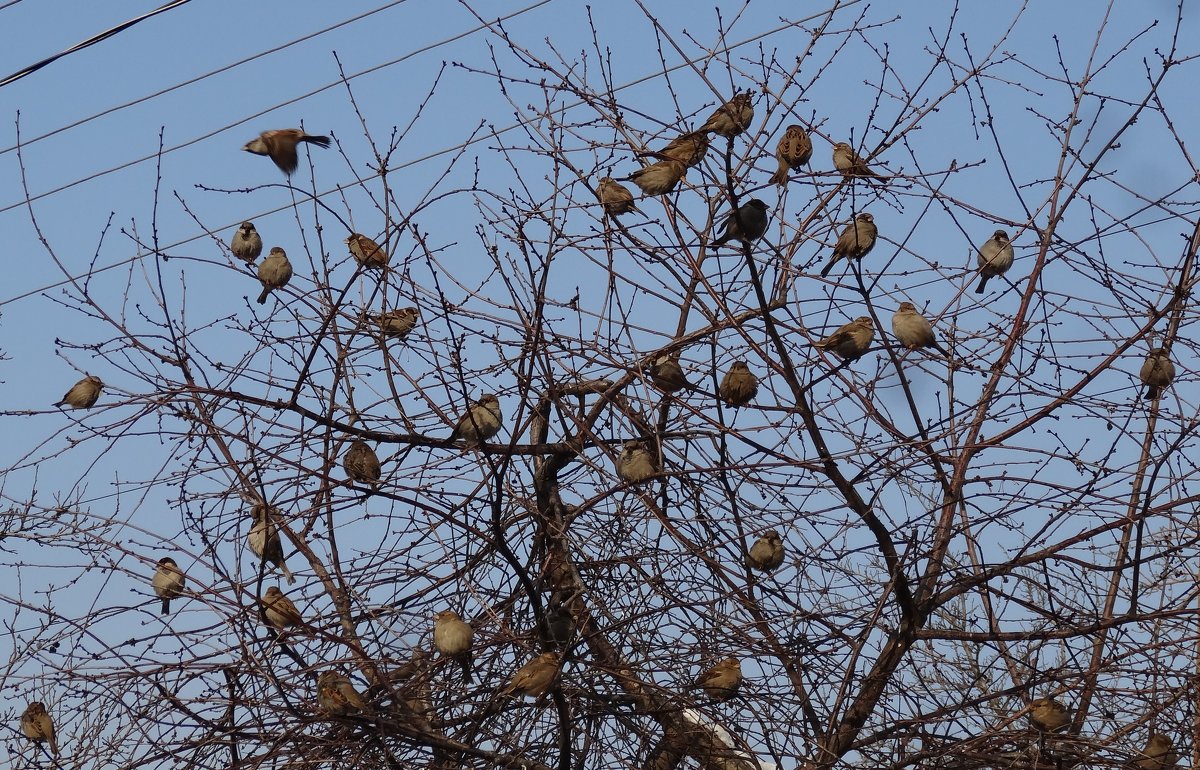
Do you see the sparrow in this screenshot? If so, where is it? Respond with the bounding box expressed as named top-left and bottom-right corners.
top-left (343, 439), bottom-right (382, 486)
top-left (692, 657), bottom-right (741, 700)
top-left (1132, 733), bottom-right (1177, 770)
top-left (598, 177), bottom-right (638, 217)
top-left (700, 91), bottom-right (754, 137)
top-left (20, 702), bottom-right (57, 757)
top-left (892, 302), bottom-right (949, 356)
top-left (54, 375), bottom-right (103, 409)
top-left (625, 160), bottom-right (686, 196)
top-left (648, 353), bottom-right (691, 393)
top-left (433, 610), bottom-right (474, 683)
top-left (152, 557), bottom-right (186, 615)
top-left (317, 670), bottom-right (370, 715)
top-left (1029, 697), bottom-right (1071, 732)
top-left (501, 652), bottom-right (559, 698)
top-left (243, 128), bottom-right (330, 177)
top-left (831, 142), bottom-right (887, 181)
top-left (616, 440), bottom-right (658, 484)
top-left (746, 531), bottom-right (784, 572)
top-left (230, 221), bottom-right (263, 263)
top-left (377, 307), bottom-right (419, 339)
top-left (346, 232), bottom-right (389, 270)
top-left (769, 124), bottom-right (813, 185)
top-left (539, 604), bottom-right (575, 649)
top-left (712, 199), bottom-right (769, 247)
top-left (248, 504), bottom-right (295, 585)
top-left (815, 317), bottom-right (875, 361)
top-left (449, 394), bottom-right (503, 444)
top-left (1139, 347), bottom-right (1175, 399)
top-left (820, 213), bottom-right (877, 277)
top-left (719, 361), bottom-right (758, 407)
top-left (261, 586), bottom-right (303, 630)
top-left (256, 246), bottom-right (293, 305)
top-left (975, 229), bottom-right (1014, 294)
top-left (649, 132), bottom-right (710, 167)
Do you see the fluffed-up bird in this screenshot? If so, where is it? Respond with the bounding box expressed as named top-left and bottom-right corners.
top-left (248, 504), bottom-right (295, 585)
top-left (617, 440), bottom-right (658, 483)
top-left (449, 394), bottom-right (503, 444)
top-left (343, 440), bottom-right (382, 486)
top-left (648, 353), bottom-right (691, 393)
top-left (55, 375), bottom-right (103, 409)
top-left (346, 232), bottom-right (389, 270)
top-left (433, 610), bottom-right (474, 684)
top-left (20, 702), bottom-right (57, 757)
top-left (256, 247), bottom-right (293, 304)
top-left (539, 603), bottom-right (575, 649)
top-left (769, 124), bottom-right (813, 185)
top-left (1132, 733), bottom-right (1177, 770)
top-left (377, 307), bottom-right (419, 339)
top-left (692, 657), bottom-right (742, 700)
top-left (892, 302), bottom-right (949, 356)
top-left (1139, 347), bottom-right (1175, 400)
top-left (746, 531), bottom-right (784, 572)
top-left (700, 92), bottom-right (755, 137)
top-left (815, 317), bottom-right (875, 361)
top-left (719, 361), bottom-right (758, 406)
top-left (261, 586), bottom-right (303, 630)
top-left (832, 142), bottom-right (887, 181)
top-left (820, 213), bottom-right (877, 277)
top-left (598, 177), bottom-right (637, 217)
top-left (975, 229), bottom-right (1014, 294)
top-left (152, 557), bottom-right (186, 615)
top-left (243, 128), bottom-right (331, 176)
top-left (1028, 697), bottom-right (1071, 732)
top-left (501, 652), bottom-right (559, 698)
top-left (650, 132), bottom-right (710, 167)
top-left (318, 671), bottom-right (370, 715)
top-left (712, 199), bottom-right (769, 247)
top-left (625, 160), bottom-right (686, 196)
top-left (230, 221), bottom-right (263, 263)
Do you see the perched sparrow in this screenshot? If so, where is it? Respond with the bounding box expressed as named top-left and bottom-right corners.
top-left (1139, 347), bottom-right (1175, 399)
top-left (256, 247), bottom-right (293, 305)
top-left (975, 229), bottom-right (1015, 294)
top-left (261, 586), bottom-right (303, 630)
top-left (598, 177), bottom-right (637, 217)
top-left (892, 302), bottom-right (949, 356)
top-left (501, 652), bottom-right (559, 698)
top-left (343, 440), bottom-right (382, 486)
top-left (243, 128), bottom-right (330, 176)
top-left (449, 394), bottom-right (503, 444)
top-left (652, 132), bottom-right (710, 167)
top-left (317, 670), bottom-right (370, 715)
top-left (700, 91), bottom-right (754, 137)
top-left (832, 141), bottom-right (887, 181)
top-left (433, 610), bottom-right (474, 684)
top-left (719, 361), bottom-right (758, 407)
top-left (1029, 697), bottom-right (1071, 732)
top-left (248, 504), bottom-right (295, 585)
top-left (769, 124), bottom-right (813, 185)
top-left (746, 531), bottom-right (784, 572)
top-left (616, 440), bottom-right (658, 484)
top-left (648, 354), bottom-right (691, 393)
top-left (377, 307), bottom-right (419, 339)
top-left (20, 702), bottom-right (57, 757)
top-left (712, 199), bottom-right (769, 246)
top-left (692, 657), bottom-right (742, 700)
top-left (539, 604), bottom-right (575, 649)
top-left (815, 317), bottom-right (875, 361)
top-left (625, 160), bottom-right (686, 196)
top-left (820, 213), bottom-right (877, 277)
top-left (152, 557), bottom-right (186, 615)
top-left (230, 221), bottom-right (263, 263)
top-left (346, 232), bottom-right (388, 270)
top-left (1132, 733), bottom-right (1177, 770)
top-left (54, 374), bottom-right (103, 409)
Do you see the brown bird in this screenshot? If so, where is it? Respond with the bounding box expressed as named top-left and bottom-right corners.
top-left (712, 199), bottom-right (769, 246)
top-left (598, 177), bottom-right (638, 217)
top-left (377, 307), bottom-right (419, 339)
top-left (346, 232), bottom-right (389, 270)
top-left (746, 531), bottom-right (785, 572)
top-left (501, 652), bottom-right (559, 698)
top-left (539, 603), bottom-right (575, 649)
top-left (815, 317), bottom-right (875, 361)
top-left (648, 353), bottom-right (691, 393)
top-left (1132, 733), bottom-right (1177, 770)
top-left (1140, 347), bottom-right (1175, 400)
top-left (256, 246), bottom-right (292, 304)
top-left (433, 610), bottom-right (474, 683)
top-left (1029, 697), bottom-right (1071, 732)
top-left (20, 701), bottom-right (57, 757)
top-left (820, 213), bottom-right (877, 277)
top-left (230, 221), bottom-right (263, 263)
top-left (892, 302), bottom-right (949, 356)
top-left (248, 504), bottom-right (295, 585)
top-left (343, 440), bottom-right (382, 486)
top-left (449, 394), bottom-right (503, 444)
top-left (152, 556), bottom-right (186, 615)
top-left (243, 128), bottom-right (330, 176)
top-left (975, 229), bottom-right (1015, 294)
top-left (769, 124), bottom-right (813, 185)
top-left (625, 160), bottom-right (687, 196)
top-left (719, 361), bottom-right (758, 406)
top-left (692, 657), bottom-right (742, 700)
top-left (650, 132), bottom-right (710, 167)
top-left (616, 440), bottom-right (658, 484)
top-left (832, 141), bottom-right (887, 181)
top-left (54, 374), bottom-right (103, 409)
top-left (700, 91), bottom-right (754, 137)
top-left (318, 670), bottom-right (370, 715)
top-left (261, 586), bottom-right (303, 630)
